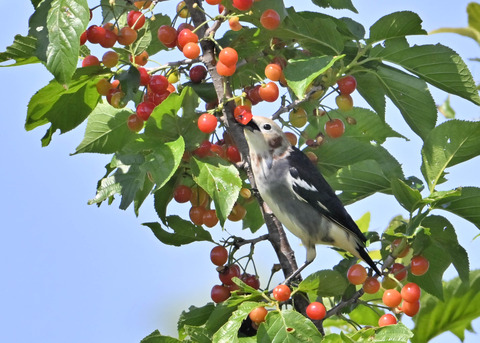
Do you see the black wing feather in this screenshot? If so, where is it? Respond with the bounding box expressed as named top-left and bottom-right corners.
top-left (288, 146), bottom-right (367, 243)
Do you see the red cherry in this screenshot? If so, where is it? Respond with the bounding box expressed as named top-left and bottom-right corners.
top-left (189, 65), bottom-right (208, 83)
top-left (127, 114), bottom-right (144, 132)
top-left (158, 25), bottom-right (177, 46)
top-left (260, 9), bottom-right (281, 30)
top-left (136, 101), bottom-right (156, 120)
top-left (211, 285), bottom-right (230, 303)
top-left (249, 307), bottom-right (268, 324)
top-left (210, 144), bottom-right (226, 159)
top-left (232, 0), bottom-right (254, 11)
top-left (382, 289), bottom-right (402, 308)
top-left (216, 61), bottom-right (236, 77)
top-left (391, 238), bottom-right (410, 258)
top-left (193, 140), bottom-right (212, 158)
top-left (117, 26), bottom-right (138, 45)
top-left (246, 85), bottom-right (262, 105)
top-left (174, 185), bottom-right (192, 203)
top-left (401, 300), bottom-right (420, 317)
top-left (210, 246), bottom-right (228, 266)
top-left (219, 47), bottom-right (238, 67)
top-left (363, 276), bottom-right (380, 294)
top-left (127, 10), bottom-right (146, 30)
top-left (411, 256), bottom-right (429, 276)
top-left (205, 0), bottom-right (222, 4)
top-left (82, 55), bottom-right (100, 67)
top-left (183, 42), bottom-right (201, 59)
top-left (337, 75), bottom-right (357, 95)
top-left (80, 31), bottom-right (87, 45)
top-left (197, 113), bottom-right (218, 133)
top-left (102, 51), bottom-right (119, 68)
top-left (306, 302), bottom-right (326, 320)
top-left (189, 206), bottom-right (206, 225)
top-left (391, 263), bottom-right (407, 281)
top-left (149, 75), bottom-right (169, 94)
top-left (324, 119), bottom-right (345, 138)
top-left (86, 25), bottom-right (106, 44)
top-left (233, 105), bottom-right (252, 125)
top-left (138, 67), bottom-right (151, 86)
top-left (347, 264), bottom-right (367, 285)
top-left (99, 29), bottom-right (117, 48)
top-left (241, 273), bottom-right (260, 289)
top-left (203, 209), bottom-right (219, 228)
top-left (401, 282), bottom-right (421, 303)
top-left (226, 145), bottom-right (241, 163)
top-left (259, 82), bottom-right (279, 102)
top-left (265, 63), bottom-right (283, 81)
top-left (378, 313), bottom-right (397, 327)
top-left (177, 29), bottom-right (198, 49)
top-left (272, 284), bottom-right (291, 302)
top-left (219, 264), bottom-right (241, 285)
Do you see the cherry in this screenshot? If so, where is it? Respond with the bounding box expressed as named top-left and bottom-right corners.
top-left (219, 264), bottom-right (241, 285)
top-left (190, 186), bottom-right (209, 206)
top-left (241, 273), bottom-right (260, 289)
top-left (400, 300), bottom-right (420, 317)
top-left (127, 114), bottom-right (144, 132)
top-left (134, 1), bottom-right (152, 9)
top-left (211, 285), bottom-right (230, 303)
top-left (325, 119), bottom-right (345, 138)
top-left (205, 0), bottom-right (222, 4)
top-left (80, 31), bottom-right (87, 45)
top-left (232, 0), bottom-right (254, 11)
top-left (193, 140), bottom-right (212, 158)
top-left (401, 282), bottom-right (421, 303)
top-left (227, 145), bottom-right (242, 163)
top-left (203, 209), bottom-right (219, 228)
top-left (272, 284), bottom-right (291, 302)
top-left (82, 55), bottom-right (100, 67)
top-left (381, 276), bottom-right (397, 290)
top-left (337, 75), bottom-right (357, 95)
top-left (136, 101), bottom-right (156, 121)
top-left (347, 264), bottom-right (367, 285)
top-left (391, 263), bottom-right (407, 281)
top-left (210, 144), bottom-right (226, 159)
top-left (265, 63), bottom-right (283, 82)
top-left (183, 42), bottom-right (200, 59)
top-left (272, 56), bottom-right (287, 69)
top-left (246, 85), bottom-right (262, 105)
top-left (219, 47), bottom-right (238, 67)
top-left (382, 289), bottom-right (402, 308)
top-left (289, 108), bottom-right (307, 127)
top-left (176, 1), bottom-right (190, 18)
top-left (103, 22), bottom-right (119, 35)
top-left (100, 29), bottom-right (117, 48)
top-left (177, 29), bottom-right (198, 48)
top-left (210, 246), bottom-right (228, 266)
top-left (306, 302), bottom-right (326, 320)
top-left (363, 276), bottom-right (380, 294)
top-left (131, 50), bottom-right (149, 66)
top-left (233, 105), bottom-right (252, 125)
top-left (260, 9), bottom-right (281, 30)
top-left (285, 132), bottom-right (297, 146)
top-left (158, 25), bottom-right (177, 46)
top-left (117, 26), bottom-right (138, 45)
top-left (198, 113), bottom-right (218, 133)
top-left (216, 61), bottom-right (236, 76)
top-left (174, 185), bottom-right (192, 203)
top-left (411, 256), bottom-right (429, 276)
top-left (189, 65), bottom-right (207, 83)
top-left (138, 67), bottom-right (151, 86)
top-left (249, 307), bottom-right (268, 324)
top-left (239, 188), bottom-right (252, 199)
top-left (378, 314), bottom-right (397, 327)
top-left (86, 25), bottom-right (106, 44)
top-left (189, 206), bottom-right (206, 225)
top-left (127, 10), bottom-right (145, 30)
top-left (102, 51), bottom-right (119, 68)
top-left (335, 94), bottom-right (354, 111)
top-left (259, 82), bottom-right (279, 102)
top-left (149, 75), bottom-right (169, 94)
top-left (96, 79), bottom-right (112, 96)
top-left (229, 16), bottom-right (242, 31)
top-left (218, 4), bottom-right (225, 13)
top-left (391, 238), bottom-right (410, 258)
top-left (228, 203), bottom-right (246, 221)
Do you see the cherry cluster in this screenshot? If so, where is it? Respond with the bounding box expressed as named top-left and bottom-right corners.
top-left (345, 238), bottom-right (430, 327)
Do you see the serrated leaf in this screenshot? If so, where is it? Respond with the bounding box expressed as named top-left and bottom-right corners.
top-left (373, 323), bottom-right (413, 342)
top-left (368, 11), bottom-right (426, 44)
top-left (190, 157), bottom-right (242, 227)
top-left (283, 55), bottom-right (344, 98)
top-left (74, 103), bottom-right (134, 154)
top-left (312, 0), bottom-right (357, 13)
top-left (412, 270), bottom-right (480, 343)
top-left (205, 303), bottom-right (237, 336)
top-left (375, 43), bottom-right (480, 106)
top-left (100, 0), bottom-right (131, 23)
top-left (257, 310), bottom-right (323, 342)
top-left (0, 34), bottom-right (39, 66)
top-left (421, 120), bottom-right (480, 191)
top-left (178, 303), bottom-right (216, 338)
top-left (355, 72), bottom-right (386, 120)
top-left (29, 0), bottom-right (90, 84)
top-left (431, 187), bottom-right (480, 230)
top-left (116, 65), bottom-right (140, 103)
top-left (153, 178), bottom-right (175, 225)
top-left (143, 216), bottom-right (213, 246)
top-left (134, 176), bottom-right (154, 216)
top-left (298, 270), bottom-right (348, 296)
top-left (375, 64), bottom-right (436, 140)
top-left (212, 302), bottom-right (260, 343)
top-left (390, 178), bottom-right (423, 213)
top-left (140, 330), bottom-right (181, 343)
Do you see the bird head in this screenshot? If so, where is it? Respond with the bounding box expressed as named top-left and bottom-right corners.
top-left (243, 116), bottom-right (290, 157)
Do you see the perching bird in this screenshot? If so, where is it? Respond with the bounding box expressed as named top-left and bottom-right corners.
top-left (243, 116), bottom-right (381, 281)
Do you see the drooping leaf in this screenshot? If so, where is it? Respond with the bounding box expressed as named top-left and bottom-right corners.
top-left (298, 270), bottom-right (348, 296)
top-left (0, 34), bottom-right (39, 66)
top-left (153, 178), bottom-right (176, 225)
top-left (312, 0), bottom-right (358, 13)
top-left (390, 178), bottom-right (423, 213)
top-left (374, 43), bottom-right (480, 105)
top-left (143, 216), bottom-right (213, 247)
top-left (134, 176), bottom-right (154, 216)
top-left (421, 120), bottom-right (480, 191)
top-left (178, 303), bottom-right (216, 339)
top-left (412, 270), bottom-right (480, 343)
top-left (368, 11), bottom-right (426, 44)
top-left (283, 55), bottom-right (345, 98)
top-left (190, 157), bottom-right (242, 227)
top-left (28, 0), bottom-right (90, 84)
top-left (431, 187), bottom-right (480, 230)
top-left (74, 103), bottom-right (135, 154)
top-left (212, 302), bottom-right (260, 343)
top-left (375, 64), bottom-right (437, 140)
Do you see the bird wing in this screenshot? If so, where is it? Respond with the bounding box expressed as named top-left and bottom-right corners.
top-left (287, 146), bottom-right (367, 243)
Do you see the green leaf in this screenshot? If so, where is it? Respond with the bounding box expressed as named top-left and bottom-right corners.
top-left (375, 64), bottom-right (436, 140)
top-left (421, 120), bottom-right (480, 191)
top-left (468, 2), bottom-right (480, 33)
top-left (100, 0), bottom-right (131, 23)
top-left (153, 178), bottom-right (175, 225)
top-left (390, 178), bottom-right (423, 213)
top-left (355, 212), bottom-right (371, 233)
top-left (257, 309), bottom-right (323, 342)
top-left (355, 72), bottom-right (386, 120)
top-left (438, 96), bottom-right (456, 119)
top-left (74, 103), bottom-right (135, 154)
top-left (348, 304), bottom-right (382, 327)
top-left (140, 330), bottom-right (181, 343)
top-left (412, 270), bottom-right (480, 343)
top-left (431, 187), bottom-right (480, 230)
top-left (368, 11), bottom-right (426, 44)
top-left (26, 69), bottom-right (104, 146)
top-left (143, 216), bottom-right (213, 247)
top-left (312, 0), bottom-right (357, 13)
top-left (190, 157), bottom-right (242, 227)
top-left (145, 14), bottom-right (171, 56)
top-left (205, 303), bottom-right (237, 336)
top-left (298, 270), bottom-right (348, 296)
top-left (212, 302), bottom-right (260, 343)
top-left (184, 82), bottom-right (218, 103)
top-left (373, 323), bottom-right (413, 342)
top-left (0, 34), bottom-right (39, 66)
top-left (242, 198), bottom-right (264, 233)
top-left (29, 0), bottom-right (90, 85)
top-left (283, 55), bottom-right (345, 98)
top-left (134, 176), bottom-right (154, 216)
top-left (430, 26), bottom-right (480, 44)
top-left (116, 65), bottom-right (140, 103)
top-left (178, 303), bottom-right (216, 339)
top-left (375, 43), bottom-right (480, 106)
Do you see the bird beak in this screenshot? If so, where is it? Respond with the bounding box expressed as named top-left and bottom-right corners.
top-left (244, 118), bottom-right (260, 132)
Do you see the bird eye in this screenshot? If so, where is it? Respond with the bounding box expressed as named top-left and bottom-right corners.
top-left (263, 124), bottom-right (272, 130)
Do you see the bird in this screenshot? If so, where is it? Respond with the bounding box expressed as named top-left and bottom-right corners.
top-left (242, 115), bottom-right (381, 282)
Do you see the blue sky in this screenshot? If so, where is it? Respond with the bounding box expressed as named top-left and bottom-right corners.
top-left (1, 1), bottom-right (479, 342)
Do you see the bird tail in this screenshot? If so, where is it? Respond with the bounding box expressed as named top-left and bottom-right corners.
top-left (356, 244), bottom-right (382, 276)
